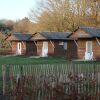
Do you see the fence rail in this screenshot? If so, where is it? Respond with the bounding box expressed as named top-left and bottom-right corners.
top-left (2, 62), bottom-right (100, 100)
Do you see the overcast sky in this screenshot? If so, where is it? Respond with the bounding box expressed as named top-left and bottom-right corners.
top-left (0, 0), bottom-right (42, 20)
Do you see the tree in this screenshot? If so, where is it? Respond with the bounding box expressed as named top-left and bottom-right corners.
top-left (13, 17), bottom-right (35, 33)
top-left (0, 19), bottom-right (14, 34)
top-left (29, 0), bottom-right (75, 32)
top-left (75, 0), bottom-right (100, 27)
top-left (29, 0), bottom-right (100, 32)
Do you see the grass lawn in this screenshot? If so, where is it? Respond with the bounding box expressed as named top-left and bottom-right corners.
top-left (0, 56), bottom-right (68, 65)
top-left (0, 56), bottom-right (68, 75)
top-left (0, 56), bottom-right (68, 74)
top-left (0, 56), bottom-right (100, 74)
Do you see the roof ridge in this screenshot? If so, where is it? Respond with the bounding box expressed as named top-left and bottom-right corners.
top-left (40, 31), bottom-right (71, 33)
top-left (80, 26), bottom-right (100, 29)
top-left (13, 32), bottom-right (31, 34)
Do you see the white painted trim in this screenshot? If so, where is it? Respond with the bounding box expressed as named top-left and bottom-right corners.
top-left (42, 42), bottom-right (48, 57)
top-left (33, 40), bottom-right (38, 48)
top-left (50, 40), bottom-right (55, 48)
top-left (74, 40), bottom-right (78, 47)
top-left (17, 42), bottom-right (22, 55)
top-left (86, 41), bottom-right (92, 53)
top-left (22, 41), bottom-right (25, 49)
top-left (64, 42), bottom-right (67, 50)
top-left (85, 41), bottom-right (93, 60)
top-left (96, 38), bottom-right (100, 46)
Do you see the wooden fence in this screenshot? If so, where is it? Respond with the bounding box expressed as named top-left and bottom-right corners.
top-left (0, 49), bottom-right (12, 55)
top-left (2, 62), bottom-right (100, 100)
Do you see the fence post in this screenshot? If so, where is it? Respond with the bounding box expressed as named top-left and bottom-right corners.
top-left (20, 65), bottom-right (23, 77)
top-left (2, 64), bottom-right (6, 95)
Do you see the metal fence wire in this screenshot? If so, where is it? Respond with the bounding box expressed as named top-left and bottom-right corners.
top-left (2, 62), bottom-right (100, 100)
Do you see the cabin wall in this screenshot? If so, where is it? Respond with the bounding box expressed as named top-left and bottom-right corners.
top-left (26, 42), bottom-right (37, 56)
top-left (11, 41), bottom-right (17, 54)
top-left (70, 29), bottom-right (90, 39)
top-left (36, 40), bottom-right (67, 57)
top-left (77, 39), bottom-right (86, 59)
top-left (92, 38), bottom-right (100, 60)
top-left (54, 41), bottom-right (67, 57)
top-left (48, 41), bottom-right (54, 56)
top-left (77, 38), bottom-right (100, 60)
top-left (66, 41), bottom-right (77, 60)
top-left (37, 41), bottom-right (43, 56)
top-left (11, 41), bottom-right (26, 55)
top-left (36, 41), bottom-right (54, 56)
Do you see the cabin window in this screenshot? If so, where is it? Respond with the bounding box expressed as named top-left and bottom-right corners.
top-left (64, 42), bottom-right (67, 50)
top-left (59, 42), bottom-right (64, 45)
top-left (86, 41), bottom-right (92, 53)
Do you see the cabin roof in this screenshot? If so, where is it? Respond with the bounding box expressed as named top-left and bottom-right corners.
top-left (80, 27), bottom-right (100, 38)
top-left (31, 32), bottom-right (71, 40)
top-left (68, 27), bottom-right (100, 39)
top-left (6, 33), bottom-right (32, 41)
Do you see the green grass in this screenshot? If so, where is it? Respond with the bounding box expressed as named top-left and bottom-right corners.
top-left (0, 56), bottom-right (100, 74)
top-left (0, 56), bottom-right (69, 75)
top-left (0, 56), bottom-right (68, 74)
top-left (0, 56), bottom-right (68, 65)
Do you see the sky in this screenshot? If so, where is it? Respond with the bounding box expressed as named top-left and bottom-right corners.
top-left (0, 0), bottom-right (41, 20)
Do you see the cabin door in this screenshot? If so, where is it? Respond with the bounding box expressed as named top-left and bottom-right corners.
top-left (17, 42), bottom-right (22, 55)
top-left (42, 42), bottom-right (48, 57)
top-left (85, 41), bottom-right (93, 60)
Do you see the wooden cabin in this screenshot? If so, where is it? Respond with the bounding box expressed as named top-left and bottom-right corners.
top-left (6, 33), bottom-right (36, 55)
top-left (67, 27), bottom-right (100, 60)
top-left (31, 32), bottom-right (71, 57)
